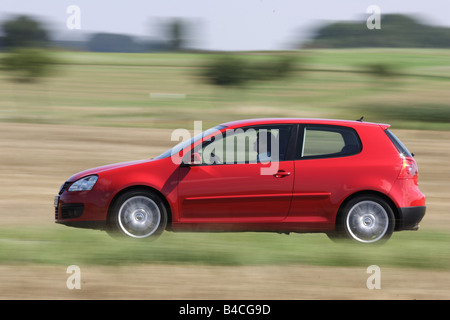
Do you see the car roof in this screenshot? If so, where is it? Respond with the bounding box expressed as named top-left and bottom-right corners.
top-left (220, 118), bottom-right (390, 130)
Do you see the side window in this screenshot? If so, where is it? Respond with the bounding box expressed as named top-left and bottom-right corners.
top-left (299, 125), bottom-right (361, 159)
top-left (197, 125), bottom-right (292, 165)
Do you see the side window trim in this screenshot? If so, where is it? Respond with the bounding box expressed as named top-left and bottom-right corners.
top-left (295, 124), bottom-right (362, 160)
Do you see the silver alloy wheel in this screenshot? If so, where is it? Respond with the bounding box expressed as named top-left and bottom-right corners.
top-left (118, 196), bottom-right (161, 238)
top-left (346, 200), bottom-right (389, 243)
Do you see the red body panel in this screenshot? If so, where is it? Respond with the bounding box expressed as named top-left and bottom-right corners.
top-left (55, 118), bottom-right (425, 234)
top-left (177, 162), bottom-right (294, 221)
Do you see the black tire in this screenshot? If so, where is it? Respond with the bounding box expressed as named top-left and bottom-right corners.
top-left (107, 189), bottom-right (167, 240)
top-left (331, 195), bottom-right (395, 244)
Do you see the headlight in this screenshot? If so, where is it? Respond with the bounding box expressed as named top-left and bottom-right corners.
top-left (68, 175), bottom-right (98, 192)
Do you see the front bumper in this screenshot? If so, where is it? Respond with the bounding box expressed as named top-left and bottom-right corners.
top-left (54, 190), bottom-right (108, 230)
top-left (396, 206), bottom-right (426, 231)
top-left (55, 219), bottom-right (106, 229)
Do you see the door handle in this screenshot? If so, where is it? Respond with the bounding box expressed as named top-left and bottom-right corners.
top-left (273, 170), bottom-right (291, 178)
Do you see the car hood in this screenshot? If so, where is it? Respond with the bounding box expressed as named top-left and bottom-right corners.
top-left (68, 159), bottom-right (151, 182)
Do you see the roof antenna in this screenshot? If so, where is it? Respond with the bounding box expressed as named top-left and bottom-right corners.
top-left (357, 116), bottom-right (364, 122)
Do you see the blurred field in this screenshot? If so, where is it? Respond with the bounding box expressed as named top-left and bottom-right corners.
top-left (1, 49), bottom-right (450, 299)
top-left (1, 49), bottom-right (450, 130)
top-left (2, 264), bottom-right (450, 300)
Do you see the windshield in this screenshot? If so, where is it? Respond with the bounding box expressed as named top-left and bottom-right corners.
top-left (154, 125), bottom-right (226, 160)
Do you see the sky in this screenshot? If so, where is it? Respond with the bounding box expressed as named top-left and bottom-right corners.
top-left (1, 0), bottom-right (449, 51)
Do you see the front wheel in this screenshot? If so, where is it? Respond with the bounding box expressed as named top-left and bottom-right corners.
top-left (107, 189), bottom-right (167, 240)
top-left (331, 195), bottom-right (395, 244)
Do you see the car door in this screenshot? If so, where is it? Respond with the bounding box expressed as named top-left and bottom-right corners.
top-left (290, 124), bottom-right (363, 226)
top-left (177, 124), bottom-right (296, 222)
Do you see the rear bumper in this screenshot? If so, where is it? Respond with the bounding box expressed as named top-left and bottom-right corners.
top-left (396, 206), bottom-right (426, 231)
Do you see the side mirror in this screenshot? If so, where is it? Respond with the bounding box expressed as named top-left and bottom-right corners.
top-left (181, 152), bottom-right (202, 166)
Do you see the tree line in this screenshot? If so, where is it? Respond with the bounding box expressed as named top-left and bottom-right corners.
top-left (1, 14), bottom-right (449, 84)
top-left (304, 14), bottom-right (450, 48)
top-left (0, 15), bottom-right (188, 53)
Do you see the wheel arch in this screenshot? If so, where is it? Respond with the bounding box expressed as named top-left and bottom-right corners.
top-left (107, 185), bottom-right (173, 229)
top-left (335, 190), bottom-right (400, 231)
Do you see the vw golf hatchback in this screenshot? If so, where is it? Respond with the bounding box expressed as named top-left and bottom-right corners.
top-left (54, 118), bottom-right (426, 244)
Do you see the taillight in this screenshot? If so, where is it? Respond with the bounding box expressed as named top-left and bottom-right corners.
top-left (399, 156), bottom-right (419, 184)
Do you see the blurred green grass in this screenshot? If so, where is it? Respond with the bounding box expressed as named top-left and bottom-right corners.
top-left (0, 48), bottom-right (449, 130)
top-left (0, 226), bottom-right (449, 269)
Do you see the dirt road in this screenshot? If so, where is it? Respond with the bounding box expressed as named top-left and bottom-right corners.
top-left (0, 123), bottom-right (449, 299)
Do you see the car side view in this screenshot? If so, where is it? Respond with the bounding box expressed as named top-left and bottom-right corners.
top-left (54, 118), bottom-right (426, 244)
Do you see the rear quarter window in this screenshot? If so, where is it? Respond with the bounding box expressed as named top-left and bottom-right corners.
top-left (298, 125), bottom-right (362, 159)
top-left (302, 129), bottom-right (344, 157)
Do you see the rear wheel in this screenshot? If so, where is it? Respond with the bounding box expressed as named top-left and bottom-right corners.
top-left (330, 195), bottom-right (395, 244)
top-left (107, 189), bottom-right (167, 240)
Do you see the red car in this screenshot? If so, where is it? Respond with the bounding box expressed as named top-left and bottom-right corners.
top-left (54, 118), bottom-right (426, 244)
